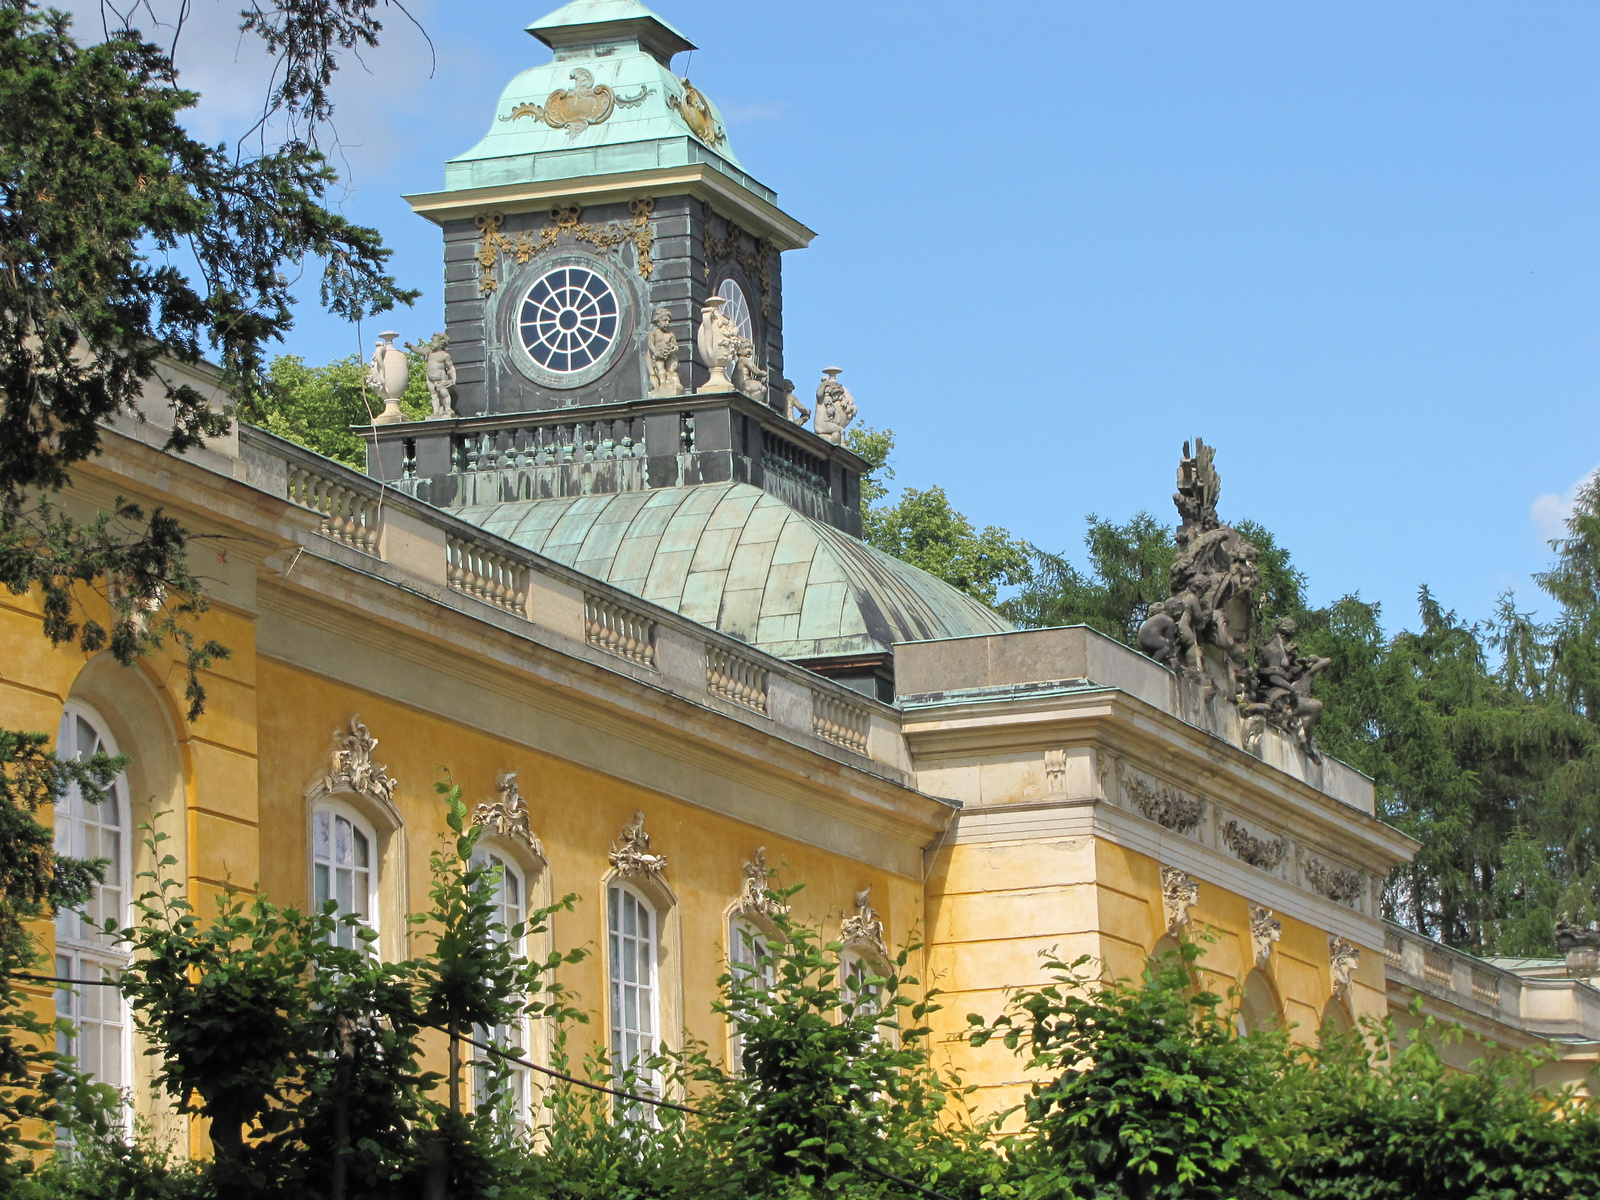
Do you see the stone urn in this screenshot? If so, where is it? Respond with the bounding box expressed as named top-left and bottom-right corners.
top-left (695, 297), bottom-right (735, 394)
top-left (369, 331), bottom-right (410, 425)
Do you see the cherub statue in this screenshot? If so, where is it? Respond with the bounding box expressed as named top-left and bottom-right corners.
top-left (645, 306), bottom-right (681, 397)
top-left (406, 332), bottom-right (456, 419)
top-left (730, 336), bottom-right (768, 402)
top-left (1136, 597), bottom-right (1190, 667)
top-left (778, 378), bottom-right (809, 425)
top-left (812, 367), bottom-right (857, 445)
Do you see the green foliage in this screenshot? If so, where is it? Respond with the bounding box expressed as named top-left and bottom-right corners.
top-left (973, 943), bottom-right (1284, 1200)
top-left (0, 728), bottom-right (125, 1181)
top-left (240, 352), bottom-right (430, 470)
top-left (1000, 512), bottom-right (1174, 641)
top-left (847, 426), bottom-right (1031, 605)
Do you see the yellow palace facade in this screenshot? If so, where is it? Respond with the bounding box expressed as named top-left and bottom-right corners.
top-left (11, 0), bottom-right (1600, 1152)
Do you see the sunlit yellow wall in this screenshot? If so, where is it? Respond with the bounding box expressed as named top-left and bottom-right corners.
top-left (926, 835), bottom-right (1383, 1120)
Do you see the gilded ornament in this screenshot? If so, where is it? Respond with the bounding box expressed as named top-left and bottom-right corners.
top-left (702, 209), bottom-right (774, 315)
top-left (473, 200), bottom-right (656, 295)
top-left (667, 77), bottom-right (725, 147)
top-left (503, 68), bottom-right (653, 139)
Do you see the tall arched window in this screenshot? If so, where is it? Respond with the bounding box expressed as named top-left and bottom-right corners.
top-left (608, 883), bottom-right (658, 1093)
top-left (53, 705), bottom-right (131, 1094)
top-left (727, 915), bottom-right (775, 1072)
top-left (472, 848), bottom-right (528, 1121)
top-left (312, 801), bottom-right (378, 949)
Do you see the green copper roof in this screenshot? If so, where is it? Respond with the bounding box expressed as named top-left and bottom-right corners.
top-left (444, 0), bottom-right (760, 194)
top-left (455, 483), bottom-right (1014, 660)
top-left (526, 0), bottom-right (694, 57)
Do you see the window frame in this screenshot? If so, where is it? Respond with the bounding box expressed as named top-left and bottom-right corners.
top-left (470, 846), bottom-right (531, 1123)
top-left (310, 797), bottom-right (381, 949)
top-left (607, 880), bottom-right (661, 1094)
top-left (52, 702), bottom-right (134, 1101)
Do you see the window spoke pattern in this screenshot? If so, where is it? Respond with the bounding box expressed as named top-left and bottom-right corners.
top-left (608, 885), bottom-right (657, 1091)
top-left (313, 807), bottom-right (373, 950)
top-left (519, 266), bottom-right (619, 373)
top-left (53, 708), bottom-right (129, 1095)
top-left (716, 278), bottom-right (753, 341)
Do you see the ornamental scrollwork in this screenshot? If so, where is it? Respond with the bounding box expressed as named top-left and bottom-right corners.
top-left (733, 846), bottom-right (788, 918)
top-left (702, 208), bottom-right (774, 316)
top-left (1117, 762), bottom-right (1205, 835)
top-left (472, 771), bottom-right (544, 861)
top-left (1160, 867), bottom-right (1199, 937)
top-left (474, 200), bottom-right (656, 295)
top-left (1250, 905), bottom-right (1281, 969)
top-left (322, 715), bottom-right (396, 806)
top-left (841, 886), bottom-right (887, 958)
top-left (609, 810), bottom-right (667, 885)
top-left (667, 77), bottom-right (726, 148)
top-left (1222, 820), bottom-right (1286, 872)
top-left (1304, 858), bottom-right (1363, 906)
top-left (1329, 937), bottom-right (1361, 996)
top-left (501, 68), bottom-right (653, 139)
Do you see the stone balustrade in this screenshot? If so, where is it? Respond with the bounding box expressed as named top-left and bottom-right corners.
top-left (286, 464), bottom-right (382, 555)
top-left (1384, 921), bottom-right (1600, 1041)
top-left (457, 416), bottom-right (647, 472)
top-left (584, 594), bottom-right (657, 670)
top-left (706, 645), bottom-right (768, 714)
top-left (447, 533), bottom-right (527, 614)
top-left (814, 691), bottom-right (871, 754)
top-left (246, 427), bottom-right (916, 781)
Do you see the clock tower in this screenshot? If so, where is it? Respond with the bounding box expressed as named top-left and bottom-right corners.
top-left (366, 0), bottom-right (869, 533)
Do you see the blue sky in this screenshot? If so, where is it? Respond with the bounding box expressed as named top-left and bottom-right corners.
top-left (91, 1), bottom-right (1600, 631)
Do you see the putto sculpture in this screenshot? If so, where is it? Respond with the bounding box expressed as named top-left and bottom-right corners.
top-left (777, 377), bottom-right (810, 426)
top-left (406, 332), bottom-right (457, 419)
top-left (645, 306), bottom-right (681, 397)
top-left (1139, 438), bottom-right (1259, 704)
top-left (1136, 440), bottom-right (1332, 761)
top-left (813, 367), bottom-right (857, 445)
top-left (730, 336), bottom-right (768, 402)
top-left (1244, 617), bottom-right (1331, 761)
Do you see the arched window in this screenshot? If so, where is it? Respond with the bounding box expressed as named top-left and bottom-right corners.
top-left (53, 705), bottom-right (131, 1094)
top-left (727, 915), bottom-right (775, 1071)
top-left (1237, 970), bottom-right (1282, 1036)
top-left (608, 883), bottom-right (659, 1092)
top-left (840, 950), bottom-right (886, 1035)
top-left (716, 277), bottom-right (753, 342)
top-left (312, 801), bottom-right (378, 949)
top-left (472, 848), bottom-right (528, 1121)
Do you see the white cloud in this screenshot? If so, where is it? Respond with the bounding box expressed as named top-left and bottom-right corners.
top-left (1531, 467), bottom-right (1599, 545)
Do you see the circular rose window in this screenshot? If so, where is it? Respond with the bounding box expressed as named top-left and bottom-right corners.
top-left (518, 266), bottom-right (620, 373)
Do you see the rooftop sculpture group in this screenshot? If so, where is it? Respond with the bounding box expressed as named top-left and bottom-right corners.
top-left (1138, 439), bottom-right (1330, 761)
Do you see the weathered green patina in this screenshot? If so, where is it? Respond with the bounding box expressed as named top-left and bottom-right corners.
top-left (444, 0), bottom-right (769, 198)
top-left (458, 482), bottom-right (1014, 660)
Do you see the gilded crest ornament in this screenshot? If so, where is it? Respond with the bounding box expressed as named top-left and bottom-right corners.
top-left (503, 68), bottom-right (653, 138)
top-left (322, 715), bottom-right (396, 805)
top-left (841, 887), bottom-right (888, 957)
top-left (733, 847), bottom-right (788, 918)
top-left (609, 810), bottom-right (667, 884)
top-left (667, 77), bottom-right (725, 147)
top-left (473, 771), bottom-right (544, 860)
